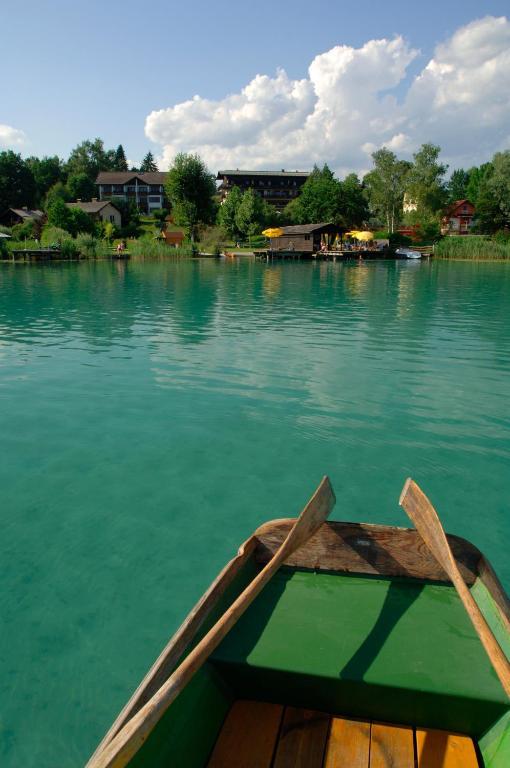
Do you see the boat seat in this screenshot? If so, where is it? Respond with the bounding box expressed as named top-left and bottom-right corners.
top-left (207, 700), bottom-right (479, 767)
top-left (210, 570), bottom-right (510, 738)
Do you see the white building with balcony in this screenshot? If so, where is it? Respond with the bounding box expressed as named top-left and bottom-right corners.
top-left (96, 172), bottom-right (168, 213)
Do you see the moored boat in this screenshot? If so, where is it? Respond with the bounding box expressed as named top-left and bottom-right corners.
top-left (88, 478), bottom-right (510, 768)
top-left (396, 247), bottom-right (422, 259)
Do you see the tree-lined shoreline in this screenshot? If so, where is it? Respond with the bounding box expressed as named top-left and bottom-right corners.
top-left (1, 138), bottom-right (509, 260)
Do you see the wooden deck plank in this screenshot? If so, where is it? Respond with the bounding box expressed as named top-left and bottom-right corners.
top-left (416, 728), bottom-right (479, 767)
top-left (323, 717), bottom-right (370, 767)
top-left (207, 700), bottom-right (283, 768)
top-left (272, 707), bottom-right (330, 768)
top-left (370, 722), bottom-right (414, 767)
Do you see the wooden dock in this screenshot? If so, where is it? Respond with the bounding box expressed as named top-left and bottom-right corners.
top-left (8, 249), bottom-right (62, 261)
top-left (258, 247), bottom-right (434, 261)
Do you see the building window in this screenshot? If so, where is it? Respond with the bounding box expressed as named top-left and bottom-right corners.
top-left (109, 215), bottom-right (115, 223)
top-left (304, 235), bottom-right (310, 240)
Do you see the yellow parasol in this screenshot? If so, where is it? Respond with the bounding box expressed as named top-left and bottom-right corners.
top-left (262, 227), bottom-right (284, 238)
top-left (355, 231), bottom-right (374, 241)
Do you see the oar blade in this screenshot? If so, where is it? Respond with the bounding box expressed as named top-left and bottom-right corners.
top-left (400, 477), bottom-right (510, 698)
top-left (399, 477), bottom-right (456, 581)
top-left (285, 476), bottom-right (336, 554)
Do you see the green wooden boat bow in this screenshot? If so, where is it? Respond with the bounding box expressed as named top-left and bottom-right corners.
top-left (87, 478), bottom-right (510, 768)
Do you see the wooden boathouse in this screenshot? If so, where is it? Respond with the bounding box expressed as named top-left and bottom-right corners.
top-left (268, 223), bottom-right (344, 254)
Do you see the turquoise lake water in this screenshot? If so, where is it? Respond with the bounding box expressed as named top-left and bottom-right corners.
top-left (1, 257), bottom-right (509, 766)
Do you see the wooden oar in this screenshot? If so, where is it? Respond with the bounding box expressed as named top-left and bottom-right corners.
top-left (87, 476), bottom-right (336, 768)
top-left (399, 477), bottom-right (510, 698)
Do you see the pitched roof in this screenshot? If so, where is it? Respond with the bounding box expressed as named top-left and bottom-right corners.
top-left (444, 199), bottom-right (475, 215)
top-left (67, 201), bottom-right (120, 214)
top-left (9, 208), bottom-right (45, 219)
top-left (95, 171), bottom-right (167, 184)
top-left (279, 223), bottom-right (339, 235)
top-left (217, 169), bottom-right (310, 179)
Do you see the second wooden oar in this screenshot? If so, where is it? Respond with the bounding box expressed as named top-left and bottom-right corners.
top-left (399, 477), bottom-right (510, 698)
top-left (87, 475), bottom-right (336, 768)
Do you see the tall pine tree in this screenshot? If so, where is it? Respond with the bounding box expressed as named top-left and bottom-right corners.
top-left (113, 145), bottom-right (128, 171)
top-left (140, 152), bottom-right (158, 172)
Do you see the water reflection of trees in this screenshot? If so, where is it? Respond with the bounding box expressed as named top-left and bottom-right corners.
top-left (0, 259), bottom-right (508, 359)
top-left (0, 260), bottom-right (220, 349)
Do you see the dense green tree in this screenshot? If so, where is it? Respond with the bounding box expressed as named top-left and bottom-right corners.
top-left (260, 201), bottom-right (280, 228)
top-left (235, 188), bottom-right (266, 241)
top-left (488, 151), bottom-right (510, 224)
top-left (68, 206), bottom-right (95, 235)
top-left (47, 197), bottom-right (72, 231)
top-left (66, 138), bottom-right (115, 180)
top-left (217, 186), bottom-right (243, 240)
top-left (113, 144), bottom-right (128, 171)
top-left (447, 169), bottom-right (470, 203)
top-left (110, 198), bottom-right (140, 236)
top-left (0, 151), bottom-right (37, 212)
top-left (152, 208), bottom-right (169, 228)
top-left (340, 173), bottom-right (369, 227)
top-left (165, 153), bottom-right (216, 241)
top-left (140, 151), bottom-right (158, 172)
top-left (285, 164), bottom-right (343, 224)
top-left (364, 149), bottom-right (410, 232)
top-left (26, 155), bottom-right (64, 205)
top-left (465, 163), bottom-right (493, 207)
top-left (286, 167), bottom-right (368, 228)
top-left (405, 143), bottom-right (448, 214)
top-left (473, 152), bottom-right (510, 233)
top-left (67, 172), bottom-right (96, 201)
top-left (44, 181), bottom-right (70, 210)
top-left (46, 197), bottom-right (94, 235)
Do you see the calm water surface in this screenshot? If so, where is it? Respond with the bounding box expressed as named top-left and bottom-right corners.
top-left (1, 258), bottom-right (509, 766)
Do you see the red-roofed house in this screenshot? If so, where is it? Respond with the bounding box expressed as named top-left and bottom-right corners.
top-left (441, 200), bottom-right (475, 235)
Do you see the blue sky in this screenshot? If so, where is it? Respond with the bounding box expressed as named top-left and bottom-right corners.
top-left (2, 0), bottom-right (510, 171)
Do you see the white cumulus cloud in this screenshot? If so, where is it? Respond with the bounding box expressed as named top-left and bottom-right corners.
top-left (145, 16), bottom-right (510, 174)
top-left (0, 124), bottom-right (27, 149)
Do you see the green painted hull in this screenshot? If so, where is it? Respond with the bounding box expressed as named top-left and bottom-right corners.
top-left (90, 521), bottom-right (510, 767)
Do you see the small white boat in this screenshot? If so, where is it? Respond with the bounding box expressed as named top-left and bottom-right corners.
top-left (396, 247), bottom-right (422, 259)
